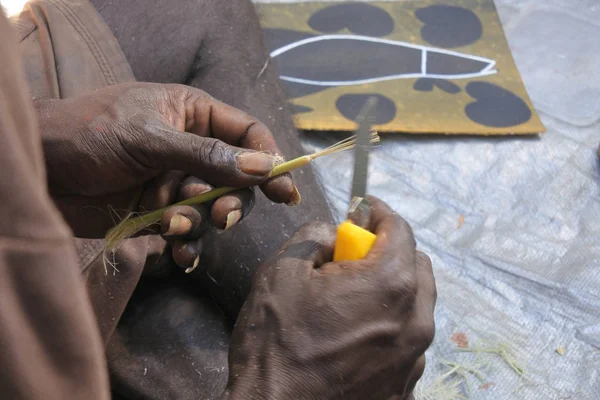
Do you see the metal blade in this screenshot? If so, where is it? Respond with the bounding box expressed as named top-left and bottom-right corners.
top-left (347, 96), bottom-right (377, 228)
top-left (350, 96), bottom-right (377, 199)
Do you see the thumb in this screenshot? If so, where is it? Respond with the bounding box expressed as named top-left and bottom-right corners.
top-left (135, 119), bottom-right (278, 188)
top-left (263, 221), bottom-right (337, 281)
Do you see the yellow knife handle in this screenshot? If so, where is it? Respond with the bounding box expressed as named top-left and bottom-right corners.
top-left (333, 220), bottom-right (377, 262)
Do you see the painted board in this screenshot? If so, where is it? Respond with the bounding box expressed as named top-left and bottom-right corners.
top-left (256, 0), bottom-right (546, 135)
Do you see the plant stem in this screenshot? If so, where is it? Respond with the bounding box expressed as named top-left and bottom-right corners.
top-left (105, 155), bottom-right (312, 251)
top-left (104, 132), bottom-right (379, 253)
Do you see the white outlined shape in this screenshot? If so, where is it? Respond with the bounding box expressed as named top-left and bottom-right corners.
top-left (270, 34), bottom-right (497, 86)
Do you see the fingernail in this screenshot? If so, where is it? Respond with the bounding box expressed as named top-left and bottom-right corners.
top-left (225, 209), bottom-right (243, 230)
top-left (286, 186), bottom-right (301, 206)
top-left (237, 152), bottom-right (276, 176)
top-left (165, 214), bottom-right (192, 236)
top-left (185, 256), bottom-right (200, 274)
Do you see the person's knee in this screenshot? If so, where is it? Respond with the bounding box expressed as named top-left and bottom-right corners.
top-left (197, 0), bottom-right (265, 57)
top-left (203, 0), bottom-right (257, 23)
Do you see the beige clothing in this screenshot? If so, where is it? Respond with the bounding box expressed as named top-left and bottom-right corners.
top-left (0, 4), bottom-right (111, 398)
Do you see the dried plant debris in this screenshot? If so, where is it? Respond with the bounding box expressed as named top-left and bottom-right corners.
top-left (415, 335), bottom-right (530, 400)
top-left (415, 357), bottom-right (489, 400)
top-left (456, 342), bottom-right (526, 378)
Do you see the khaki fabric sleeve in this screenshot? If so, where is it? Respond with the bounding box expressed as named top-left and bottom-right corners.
top-left (11, 0), bottom-right (148, 345)
top-left (0, 10), bottom-right (110, 400)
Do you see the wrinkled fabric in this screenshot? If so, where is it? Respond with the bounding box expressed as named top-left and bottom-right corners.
top-left (0, 9), bottom-right (110, 399)
top-left (10, 0), bottom-right (149, 345)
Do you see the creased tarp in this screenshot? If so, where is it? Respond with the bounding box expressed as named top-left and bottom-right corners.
top-left (256, 0), bottom-right (600, 398)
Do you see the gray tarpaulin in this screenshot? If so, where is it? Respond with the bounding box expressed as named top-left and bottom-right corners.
top-left (258, 0), bottom-right (599, 398)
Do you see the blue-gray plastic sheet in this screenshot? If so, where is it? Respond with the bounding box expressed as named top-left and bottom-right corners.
top-left (258, 0), bottom-right (600, 398)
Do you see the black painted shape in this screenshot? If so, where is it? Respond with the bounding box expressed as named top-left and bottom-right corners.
top-left (274, 39), bottom-right (421, 82)
top-left (435, 79), bottom-right (461, 94)
top-left (413, 78), bottom-right (434, 91)
top-left (262, 28), bottom-right (316, 52)
top-left (282, 81), bottom-right (329, 99)
top-left (336, 93), bottom-right (396, 124)
top-left (416, 5), bottom-right (483, 48)
top-left (427, 51), bottom-right (490, 75)
top-left (413, 78), bottom-right (461, 94)
top-left (288, 103), bottom-right (314, 114)
top-left (308, 2), bottom-right (394, 37)
top-left (465, 82), bottom-right (532, 127)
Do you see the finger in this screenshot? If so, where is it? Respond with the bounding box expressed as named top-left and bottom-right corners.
top-left (404, 355), bottom-right (427, 398)
top-left (261, 221), bottom-right (337, 281)
top-left (407, 251), bottom-right (437, 354)
top-left (177, 176), bottom-right (214, 201)
top-left (151, 242), bottom-right (176, 275)
top-left (160, 176), bottom-right (213, 240)
top-left (259, 174), bottom-right (300, 206)
top-left (135, 119), bottom-right (278, 189)
top-left (178, 176), bottom-right (255, 231)
top-left (210, 188), bottom-right (255, 230)
top-left (416, 251), bottom-right (437, 314)
top-left (136, 171), bottom-right (186, 235)
top-left (226, 119), bottom-right (295, 205)
top-left (171, 239), bottom-right (203, 273)
top-left (143, 238), bottom-right (175, 278)
top-left (139, 170), bottom-right (186, 211)
top-left (363, 196), bottom-right (417, 274)
top-left (185, 91), bottom-right (296, 205)
top-left (161, 205), bottom-right (209, 240)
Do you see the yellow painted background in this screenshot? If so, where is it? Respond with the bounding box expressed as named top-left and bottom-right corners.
top-left (256, 0), bottom-right (545, 135)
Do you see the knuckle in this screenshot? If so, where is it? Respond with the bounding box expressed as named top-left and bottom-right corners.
top-left (252, 120), bottom-right (271, 137)
top-left (200, 138), bottom-right (229, 167)
top-left (422, 321), bottom-right (436, 346)
top-left (244, 120), bottom-right (277, 150)
top-left (180, 182), bottom-right (213, 199)
top-left (173, 83), bottom-right (208, 98)
top-left (403, 356), bottom-right (427, 396)
top-left (389, 270), bottom-right (418, 300)
top-left (416, 250), bottom-right (432, 268)
top-left (166, 83), bottom-right (193, 100)
top-left (393, 214), bottom-right (416, 246)
top-left (410, 319), bottom-right (435, 353)
top-left (378, 272), bottom-right (419, 316)
top-left (411, 356), bottom-right (426, 383)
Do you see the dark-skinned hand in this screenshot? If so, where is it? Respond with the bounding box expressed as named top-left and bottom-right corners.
top-left (35, 82), bottom-right (298, 271)
top-left (223, 196), bottom-right (437, 400)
